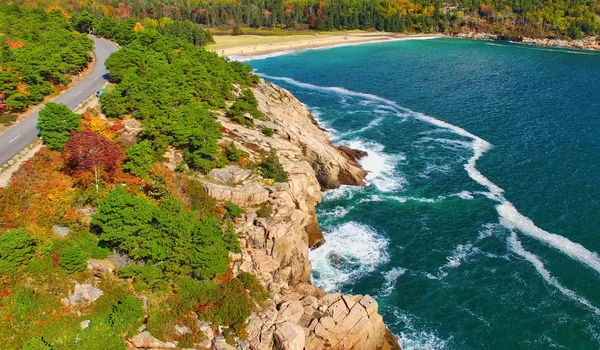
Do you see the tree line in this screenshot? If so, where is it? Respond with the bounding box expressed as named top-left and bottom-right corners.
top-left (21, 0), bottom-right (600, 40)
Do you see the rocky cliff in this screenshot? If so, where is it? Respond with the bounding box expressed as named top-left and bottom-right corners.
top-left (194, 80), bottom-right (400, 350)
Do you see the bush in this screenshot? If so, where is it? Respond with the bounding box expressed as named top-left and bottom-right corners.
top-left (185, 179), bottom-right (217, 218)
top-left (256, 201), bottom-right (273, 218)
top-left (238, 272), bottom-right (270, 304)
top-left (109, 296), bottom-right (145, 336)
top-left (23, 337), bottom-right (51, 350)
top-left (77, 319), bottom-right (126, 350)
top-left (60, 247), bottom-right (87, 273)
top-left (262, 127), bottom-right (274, 136)
top-left (222, 220), bottom-right (241, 253)
top-left (232, 26), bottom-right (244, 36)
top-left (259, 150), bottom-right (288, 183)
top-left (0, 113), bottom-right (18, 126)
top-left (224, 201), bottom-right (246, 219)
top-left (0, 228), bottom-right (35, 274)
top-left (225, 142), bottom-right (245, 162)
top-left (124, 140), bottom-right (156, 179)
top-left (93, 187), bottom-right (230, 281)
top-left (119, 265), bottom-right (167, 292)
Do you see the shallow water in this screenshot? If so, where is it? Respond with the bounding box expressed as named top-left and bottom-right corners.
top-left (248, 38), bottom-right (600, 349)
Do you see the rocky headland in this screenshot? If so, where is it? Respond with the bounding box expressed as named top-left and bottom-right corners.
top-left (186, 80), bottom-right (400, 350)
top-left (453, 32), bottom-right (600, 50)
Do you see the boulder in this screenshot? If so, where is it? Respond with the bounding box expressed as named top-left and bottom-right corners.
top-left (209, 165), bottom-right (253, 185)
top-left (276, 300), bottom-right (304, 324)
top-left (52, 225), bottom-right (70, 238)
top-left (62, 283), bottom-right (103, 307)
top-left (87, 259), bottom-right (115, 276)
top-left (273, 322), bottom-right (306, 350)
top-left (130, 331), bottom-right (176, 349)
top-left (203, 181), bottom-right (269, 207)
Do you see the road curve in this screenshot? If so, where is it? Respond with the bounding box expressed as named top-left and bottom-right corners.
top-left (0, 36), bottom-right (118, 165)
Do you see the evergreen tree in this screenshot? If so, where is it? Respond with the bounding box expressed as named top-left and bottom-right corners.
top-left (37, 103), bottom-right (81, 150)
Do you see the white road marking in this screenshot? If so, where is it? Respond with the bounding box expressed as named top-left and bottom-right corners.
top-left (75, 91), bottom-right (82, 96)
top-left (9, 135), bottom-right (20, 143)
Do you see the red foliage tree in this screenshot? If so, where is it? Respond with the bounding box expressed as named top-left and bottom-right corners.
top-left (62, 130), bottom-right (124, 191)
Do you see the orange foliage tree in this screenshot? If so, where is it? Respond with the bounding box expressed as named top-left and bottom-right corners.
top-left (0, 149), bottom-right (75, 231)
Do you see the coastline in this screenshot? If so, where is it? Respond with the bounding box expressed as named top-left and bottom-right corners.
top-left (209, 30), bottom-right (599, 61)
top-left (453, 32), bottom-right (600, 51)
top-left (208, 32), bottom-right (443, 59)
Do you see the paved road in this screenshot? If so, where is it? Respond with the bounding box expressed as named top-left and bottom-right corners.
top-left (0, 36), bottom-right (117, 165)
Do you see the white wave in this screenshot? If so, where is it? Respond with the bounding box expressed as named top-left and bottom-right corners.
top-left (346, 139), bottom-right (406, 193)
top-left (339, 116), bottom-right (384, 136)
top-left (321, 206), bottom-right (350, 219)
top-left (418, 162), bottom-right (453, 179)
top-left (419, 137), bottom-right (473, 150)
top-left (454, 191), bottom-right (474, 200)
top-left (357, 194), bottom-right (383, 204)
top-left (507, 232), bottom-right (600, 316)
top-left (262, 74), bottom-right (600, 279)
top-left (229, 49), bottom-right (299, 62)
top-left (390, 196), bottom-right (438, 204)
top-left (477, 223), bottom-right (503, 240)
top-left (310, 222), bottom-right (389, 292)
top-left (322, 185), bottom-right (357, 201)
top-left (389, 308), bottom-right (450, 350)
top-left (380, 267), bottom-right (407, 297)
top-left (499, 202), bottom-right (600, 275)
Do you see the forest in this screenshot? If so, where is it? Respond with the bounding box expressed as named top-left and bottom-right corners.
top-left (0, 3), bottom-right (286, 348)
top-left (15, 0), bottom-right (600, 40)
top-left (0, 5), bottom-right (92, 116)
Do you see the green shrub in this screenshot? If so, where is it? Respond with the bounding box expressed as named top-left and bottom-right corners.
top-left (23, 337), bottom-right (52, 350)
top-left (0, 113), bottom-right (18, 126)
top-left (259, 150), bottom-right (288, 183)
top-left (206, 279), bottom-right (255, 332)
top-left (238, 272), bottom-right (270, 304)
top-left (109, 296), bottom-right (145, 336)
top-left (119, 265), bottom-right (167, 292)
top-left (232, 26), bottom-right (244, 36)
top-left (124, 140), bottom-right (157, 179)
top-left (222, 220), bottom-right (241, 253)
top-left (77, 318), bottom-right (126, 350)
top-left (93, 187), bottom-right (229, 281)
top-left (224, 201), bottom-right (246, 219)
top-left (256, 201), bottom-right (273, 218)
top-left (60, 247), bottom-right (87, 273)
top-left (0, 228), bottom-right (36, 274)
top-left (185, 179), bottom-right (217, 218)
top-left (225, 142), bottom-right (246, 162)
top-left (261, 127), bottom-right (274, 136)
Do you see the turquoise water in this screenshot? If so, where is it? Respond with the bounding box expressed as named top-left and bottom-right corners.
top-left (247, 38), bottom-right (600, 349)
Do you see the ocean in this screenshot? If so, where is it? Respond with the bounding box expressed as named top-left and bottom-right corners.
top-left (246, 38), bottom-right (600, 349)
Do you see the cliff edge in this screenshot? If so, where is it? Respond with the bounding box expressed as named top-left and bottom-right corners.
top-left (198, 80), bottom-right (400, 350)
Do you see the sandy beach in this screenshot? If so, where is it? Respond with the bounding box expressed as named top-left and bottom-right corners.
top-left (208, 31), bottom-right (443, 58)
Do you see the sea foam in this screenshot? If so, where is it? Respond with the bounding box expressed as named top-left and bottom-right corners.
top-left (261, 73), bottom-right (600, 305)
top-left (508, 232), bottom-right (600, 315)
top-left (309, 222), bottom-right (389, 292)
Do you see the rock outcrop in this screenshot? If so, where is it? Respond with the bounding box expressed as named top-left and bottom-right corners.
top-left (126, 80), bottom-right (398, 350)
top-left (206, 81), bottom-right (396, 350)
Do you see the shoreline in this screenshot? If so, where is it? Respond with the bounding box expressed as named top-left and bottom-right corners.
top-left (208, 32), bottom-right (443, 59)
top-left (209, 31), bottom-right (598, 61)
top-left (452, 32), bottom-right (600, 51)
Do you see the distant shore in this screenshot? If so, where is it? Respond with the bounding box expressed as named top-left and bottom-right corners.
top-left (208, 31), bottom-right (443, 58)
top-left (453, 32), bottom-right (599, 51)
